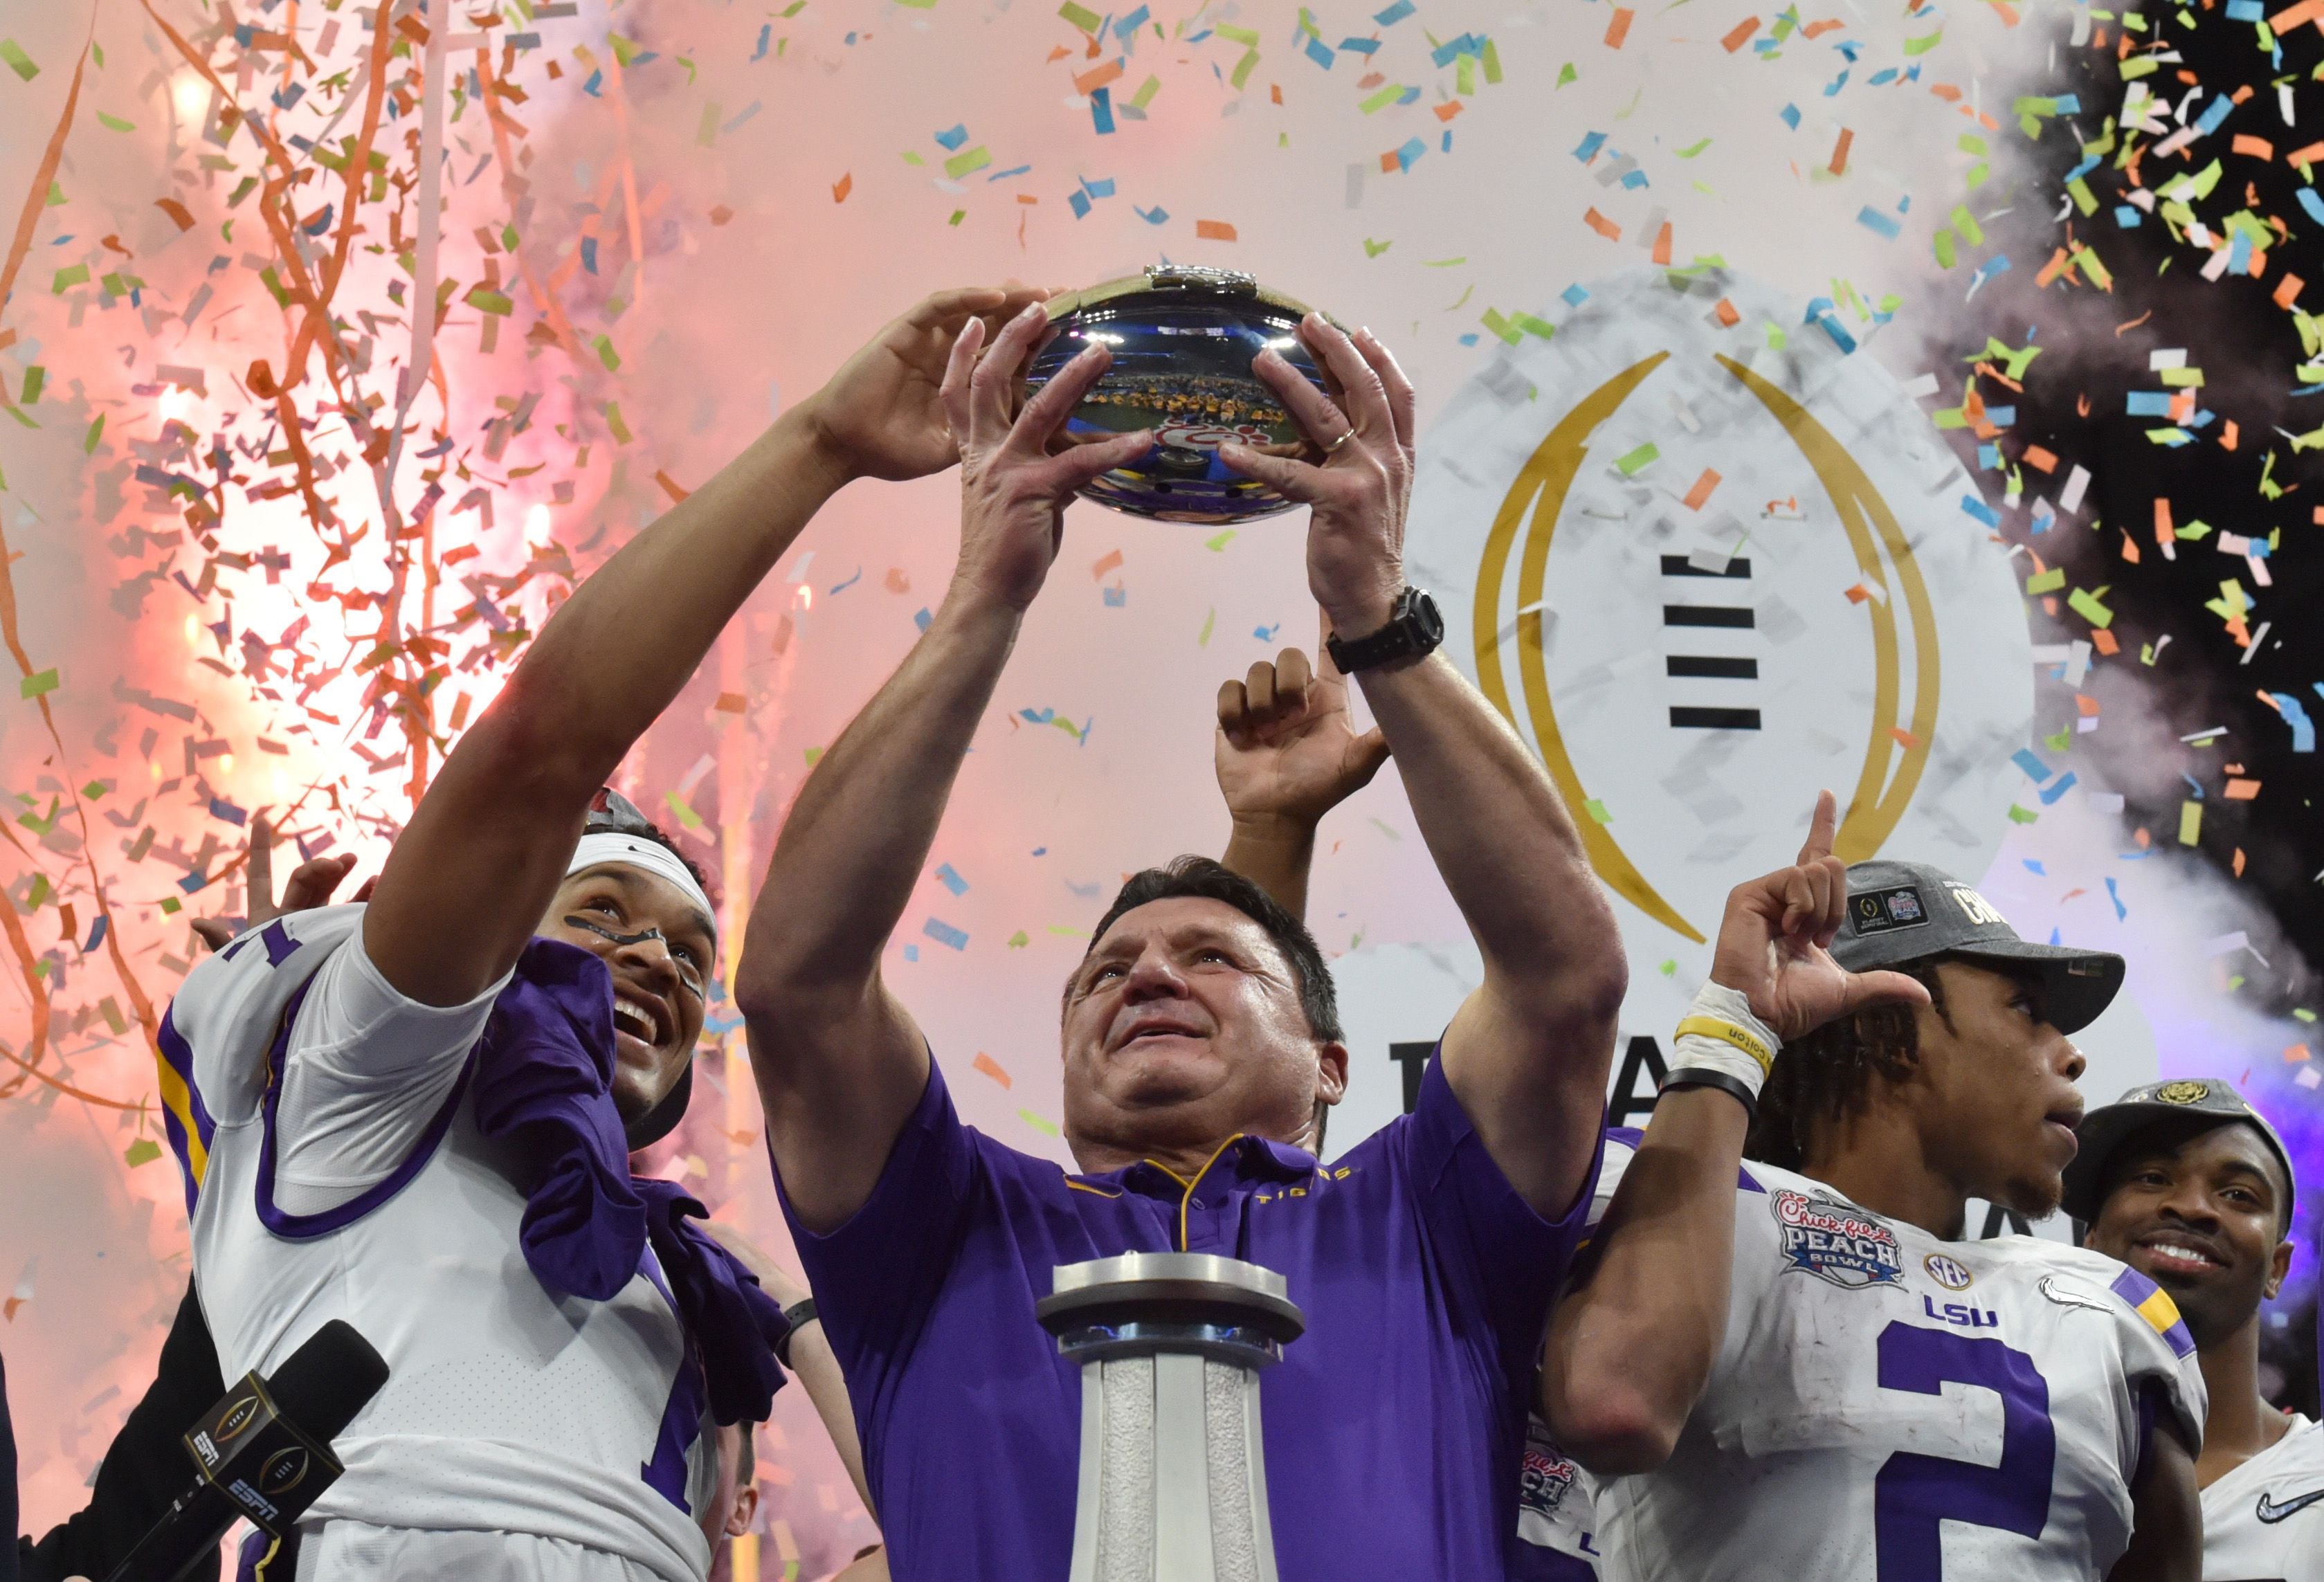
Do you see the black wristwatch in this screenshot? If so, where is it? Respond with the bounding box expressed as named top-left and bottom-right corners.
top-left (776, 1298), bottom-right (818, 1367)
top-left (1325, 588), bottom-right (1445, 673)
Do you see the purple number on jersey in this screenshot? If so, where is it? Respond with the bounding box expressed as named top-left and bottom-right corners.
top-left (1873, 1322), bottom-right (2055, 1581)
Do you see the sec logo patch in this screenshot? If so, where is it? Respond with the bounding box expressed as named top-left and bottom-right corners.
top-left (1923, 1253), bottom-right (1976, 1291)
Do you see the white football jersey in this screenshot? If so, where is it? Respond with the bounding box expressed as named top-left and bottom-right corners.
top-left (2201, 1413), bottom-right (2324, 1581)
top-left (162, 906), bottom-right (717, 1582)
top-left (1577, 1133), bottom-right (2208, 1582)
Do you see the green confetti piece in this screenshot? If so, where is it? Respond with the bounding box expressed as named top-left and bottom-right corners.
top-left (1556, 60), bottom-right (1577, 87)
top-left (1659, 959), bottom-right (1678, 976)
top-left (123, 1138), bottom-right (162, 1167)
top-left (2067, 586), bottom-right (2114, 628)
top-left (900, 150), bottom-right (926, 165)
top-left (1358, 82), bottom-right (1404, 113)
top-left (593, 334), bottom-right (621, 371)
top-left (464, 286), bottom-right (514, 316)
top-left (696, 102), bottom-right (722, 146)
top-left (82, 415), bottom-right (102, 454)
top-left (51, 262), bottom-right (88, 292)
top-left (1512, 311), bottom-right (1556, 340)
top-left (1230, 48), bottom-right (1260, 89)
top-left (664, 792), bottom-right (704, 830)
top-left (1129, 74), bottom-right (1160, 109)
top-left (2008, 803), bottom-right (2040, 824)
top-left (1198, 606), bottom-right (1216, 646)
top-left (1482, 39), bottom-right (1502, 82)
top-left (2178, 800), bottom-right (2202, 846)
top-left (1948, 205), bottom-right (1983, 247)
top-left (2044, 725), bottom-right (2072, 752)
top-left (1933, 228), bottom-right (1957, 269)
top-left (0, 39), bottom-right (38, 80)
top-left (96, 110), bottom-right (134, 132)
top-left (947, 209), bottom-right (966, 226)
top-left (1674, 137), bottom-right (1712, 158)
top-left (804, 745), bottom-right (824, 766)
top-left (159, 895), bottom-right (181, 914)
top-left (1017, 1107), bottom-right (1061, 1137)
top-left (1215, 23), bottom-right (1260, 43)
top-left (1903, 27), bottom-right (1943, 53)
top-left (607, 32), bottom-right (643, 66)
top-left (19, 668), bottom-right (57, 698)
top-left (943, 145), bottom-right (992, 179)
top-left (1204, 529), bottom-right (1236, 552)
top-left (1615, 442), bottom-right (1660, 476)
top-left (1057, 0), bottom-right (1102, 29)
top-left (1583, 798), bottom-right (1613, 824)
top-left (1363, 237), bottom-right (1392, 257)
top-left (1480, 307), bottom-right (1521, 345)
top-left (1006, 929), bottom-right (1029, 948)
top-left (604, 401), bottom-right (633, 444)
top-left (19, 367), bottom-right (41, 405)
top-left (2024, 567), bottom-right (2066, 594)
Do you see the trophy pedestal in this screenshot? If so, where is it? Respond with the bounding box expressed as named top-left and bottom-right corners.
top-left (1037, 1253), bottom-right (1306, 1582)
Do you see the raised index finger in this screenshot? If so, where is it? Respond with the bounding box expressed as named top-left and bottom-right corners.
top-left (248, 814), bottom-right (275, 921)
top-left (1796, 789), bottom-right (1839, 867)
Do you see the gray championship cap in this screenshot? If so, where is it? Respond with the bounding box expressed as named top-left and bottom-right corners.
top-left (1829, 858), bottom-right (2124, 1035)
top-left (2062, 1077), bottom-right (2297, 1226)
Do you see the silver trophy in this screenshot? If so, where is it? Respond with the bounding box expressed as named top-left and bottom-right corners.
top-left (1037, 1253), bottom-right (1306, 1582)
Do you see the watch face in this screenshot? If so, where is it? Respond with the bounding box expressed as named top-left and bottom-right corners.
top-left (1408, 589), bottom-right (1446, 644)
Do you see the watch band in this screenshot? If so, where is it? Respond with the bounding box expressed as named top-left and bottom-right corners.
top-left (1661, 1067), bottom-right (1759, 1117)
top-left (1325, 587), bottom-right (1444, 674)
top-left (776, 1298), bottom-right (819, 1367)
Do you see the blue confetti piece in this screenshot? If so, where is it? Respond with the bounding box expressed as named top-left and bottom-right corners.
top-left (1824, 69), bottom-right (1849, 97)
top-left (2047, 927), bottom-right (2062, 945)
top-left (2052, 93), bottom-right (2080, 113)
top-left (2104, 878), bottom-right (2126, 920)
top-left (1394, 136), bottom-right (1426, 170)
top-left (1855, 206), bottom-right (1903, 239)
top-left (1081, 175), bottom-right (1117, 198)
top-left (1458, 332), bottom-right (1480, 345)
top-left (1620, 167), bottom-right (1649, 189)
top-left (179, 871), bottom-right (212, 895)
top-left (1985, 405), bottom-right (2016, 427)
top-left (1020, 707), bottom-right (1057, 725)
top-left (2011, 749), bottom-right (2052, 783)
top-left (934, 124), bottom-right (969, 150)
top-left (1116, 4), bottom-right (1150, 36)
top-left (1959, 494), bottom-right (2001, 528)
top-left (935, 863), bottom-right (970, 895)
top-left (1254, 624), bottom-right (1280, 642)
top-left (1069, 189), bottom-right (1092, 219)
top-left (2194, 95), bottom-right (2233, 136)
top-left (1305, 33), bottom-right (1335, 66)
top-left (987, 164), bottom-right (1032, 181)
top-left (210, 797), bottom-right (248, 826)
top-left (1338, 36), bottom-right (1381, 53)
top-left (583, 69), bottom-right (603, 96)
top-left (923, 918), bottom-right (970, 951)
top-left (828, 566), bottom-right (864, 595)
top-left (1103, 584), bottom-right (1127, 606)
top-left (1868, 67), bottom-right (1898, 86)
top-left (2228, 0), bottom-right (2264, 15)
top-left (1779, 102), bottom-right (1801, 129)
top-left (914, 607), bottom-right (933, 631)
top-left (2125, 391), bottom-right (2175, 417)
top-left (1374, 0), bottom-right (1415, 23)
top-left (903, 944), bottom-right (920, 962)
top-left (1091, 87), bottom-right (1116, 134)
top-left (1561, 284), bottom-right (1589, 307)
top-left (2023, 860), bottom-right (2047, 875)
top-left (1573, 131), bottom-right (1608, 163)
top-left (2037, 770), bottom-right (2079, 806)
top-left (1135, 204), bottom-right (1170, 224)
top-left (581, 235), bottom-right (599, 273)
top-left (752, 24), bottom-right (770, 60)
top-left (723, 102), bottom-right (762, 133)
top-left (2270, 693), bottom-right (2316, 752)
top-left (1977, 442), bottom-right (2001, 470)
top-left (2115, 205), bottom-right (2142, 228)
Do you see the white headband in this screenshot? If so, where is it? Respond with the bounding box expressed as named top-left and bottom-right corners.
top-left (567, 831), bottom-right (716, 931)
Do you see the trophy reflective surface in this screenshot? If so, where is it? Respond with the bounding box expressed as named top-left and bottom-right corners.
top-left (1037, 1253), bottom-right (1306, 1582)
top-left (1025, 266), bottom-right (1335, 525)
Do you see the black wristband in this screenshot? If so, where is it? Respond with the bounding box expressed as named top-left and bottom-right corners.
top-left (1660, 1066), bottom-right (1759, 1118)
top-left (775, 1299), bottom-right (818, 1367)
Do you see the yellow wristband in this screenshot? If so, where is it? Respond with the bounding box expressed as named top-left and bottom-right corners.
top-left (1673, 1016), bottom-right (1775, 1076)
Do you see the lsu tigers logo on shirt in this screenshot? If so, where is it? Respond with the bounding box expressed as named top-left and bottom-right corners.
top-left (1773, 1189), bottom-right (1904, 1290)
top-left (1520, 1441), bottom-right (1580, 1519)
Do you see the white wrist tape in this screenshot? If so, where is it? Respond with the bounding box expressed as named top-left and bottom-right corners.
top-left (1667, 981), bottom-right (1783, 1104)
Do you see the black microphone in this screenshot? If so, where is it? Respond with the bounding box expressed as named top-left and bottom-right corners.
top-left (102, 1321), bottom-right (388, 1582)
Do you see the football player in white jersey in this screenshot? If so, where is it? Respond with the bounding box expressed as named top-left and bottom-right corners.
top-left (1539, 802), bottom-right (2208, 1581)
top-left (164, 285), bottom-right (1146, 1582)
top-left (2073, 1079), bottom-right (2318, 1581)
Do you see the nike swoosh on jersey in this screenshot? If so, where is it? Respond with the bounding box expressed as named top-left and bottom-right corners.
top-left (2255, 1486), bottom-right (2324, 1523)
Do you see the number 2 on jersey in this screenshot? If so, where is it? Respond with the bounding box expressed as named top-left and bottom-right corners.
top-left (1873, 1322), bottom-right (2055, 1581)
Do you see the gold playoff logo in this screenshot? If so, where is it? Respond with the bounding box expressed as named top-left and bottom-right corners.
top-left (259, 1446), bottom-right (311, 1495)
top-left (2154, 1080), bottom-right (2212, 1106)
top-left (215, 1393), bottom-right (263, 1443)
top-left (1471, 352), bottom-right (1939, 943)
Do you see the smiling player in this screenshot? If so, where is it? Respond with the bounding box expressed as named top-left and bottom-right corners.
top-left (2075, 1080), bottom-right (2318, 1581)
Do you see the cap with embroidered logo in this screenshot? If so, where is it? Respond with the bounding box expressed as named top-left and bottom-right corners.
top-left (2062, 1077), bottom-right (2296, 1226)
top-left (1830, 858), bottom-right (2124, 1035)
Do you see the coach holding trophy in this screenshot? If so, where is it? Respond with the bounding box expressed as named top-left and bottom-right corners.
top-left (734, 301), bottom-right (1628, 1581)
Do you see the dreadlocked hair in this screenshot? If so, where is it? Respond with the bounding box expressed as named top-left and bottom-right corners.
top-left (1745, 956), bottom-right (1954, 1171)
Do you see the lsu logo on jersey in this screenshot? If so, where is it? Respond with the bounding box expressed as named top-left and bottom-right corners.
top-left (1520, 1441), bottom-right (1581, 1520)
top-left (1773, 1189), bottom-right (1903, 1289)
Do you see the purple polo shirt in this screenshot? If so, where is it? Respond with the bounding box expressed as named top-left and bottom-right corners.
top-left (779, 1048), bottom-right (1599, 1581)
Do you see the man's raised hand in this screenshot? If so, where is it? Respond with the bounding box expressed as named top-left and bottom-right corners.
top-left (799, 284), bottom-right (1054, 484)
top-left (939, 302), bottom-right (1152, 612)
top-left (1707, 791), bottom-right (1930, 1042)
top-left (190, 814), bottom-right (360, 952)
top-left (1215, 618), bottom-right (1390, 833)
top-left (1219, 316), bottom-right (1417, 642)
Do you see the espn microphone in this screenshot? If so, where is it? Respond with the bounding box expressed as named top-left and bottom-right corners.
top-left (102, 1320), bottom-right (388, 1582)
